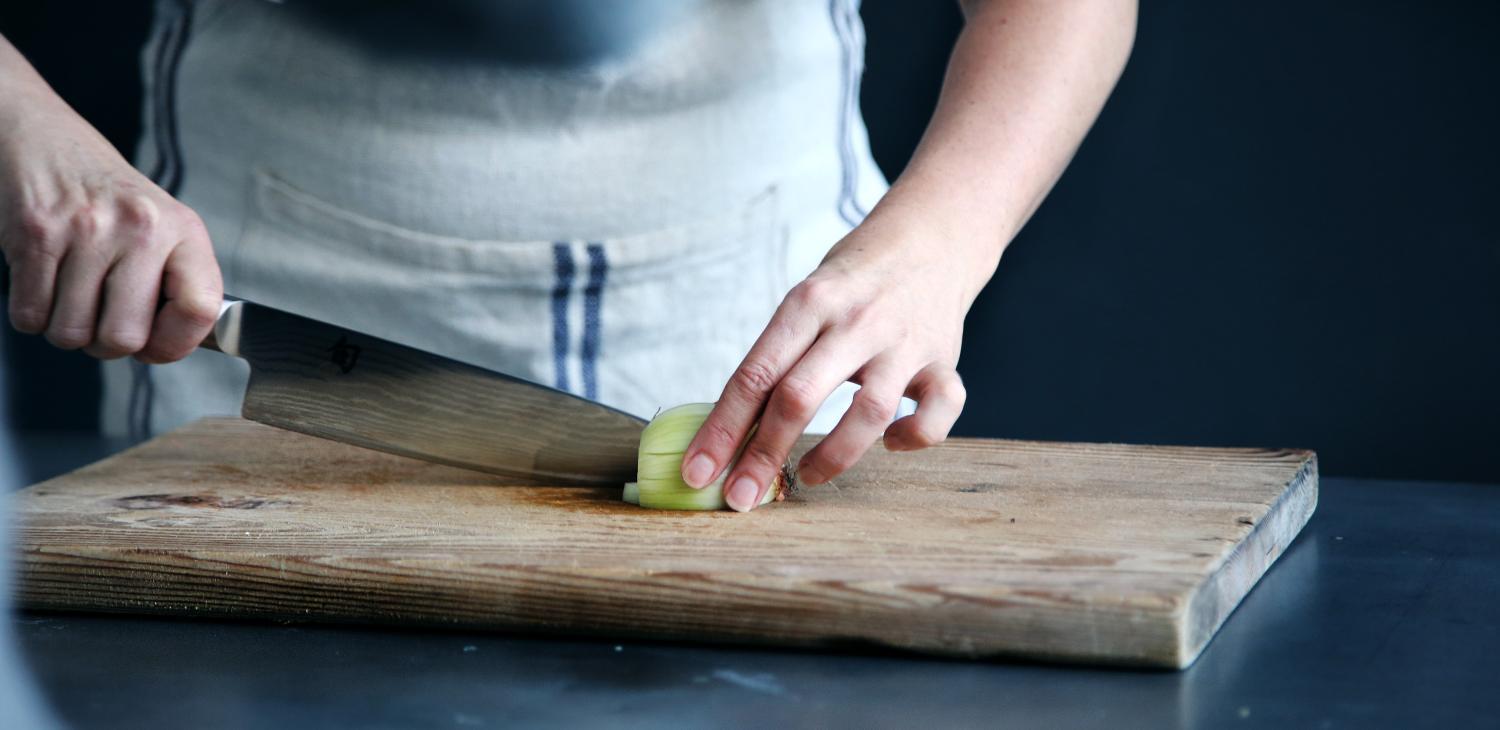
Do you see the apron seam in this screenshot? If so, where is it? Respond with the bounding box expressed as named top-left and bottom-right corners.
top-left (144, 3), bottom-right (182, 185)
top-left (132, 0), bottom-right (193, 442)
top-left (830, 0), bottom-right (869, 228)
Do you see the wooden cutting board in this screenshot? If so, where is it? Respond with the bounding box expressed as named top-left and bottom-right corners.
top-left (11, 417), bottom-right (1316, 669)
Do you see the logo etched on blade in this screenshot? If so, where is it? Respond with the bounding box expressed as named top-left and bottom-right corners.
top-left (328, 335), bottom-right (361, 374)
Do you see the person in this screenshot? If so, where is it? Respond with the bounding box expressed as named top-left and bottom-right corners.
top-left (0, 0), bottom-right (1136, 511)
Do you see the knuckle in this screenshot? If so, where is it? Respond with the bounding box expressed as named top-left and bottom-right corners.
top-left (935, 375), bottom-right (967, 405)
top-left (907, 423), bottom-right (946, 448)
top-left (695, 418), bottom-right (742, 455)
top-left (812, 445), bottom-right (858, 476)
top-left (9, 306), bottom-right (48, 334)
top-left (12, 206), bottom-right (56, 245)
top-left (851, 390), bottom-right (899, 424)
top-left (730, 359), bottom-right (781, 399)
top-left (96, 327), bottom-right (148, 355)
top-left (73, 205), bottom-right (110, 240)
top-left (133, 345), bottom-right (166, 365)
top-left (177, 297), bottom-right (221, 329)
top-left (83, 343), bottom-right (125, 360)
top-left (919, 428), bottom-right (943, 447)
top-left (138, 339), bottom-right (191, 364)
top-left (116, 194), bottom-right (162, 232)
top-left (821, 450), bottom-right (858, 476)
top-left (787, 277), bottom-right (837, 311)
top-left (738, 441), bottom-right (785, 475)
top-left (184, 262), bottom-right (226, 305)
top-left (44, 325), bottom-right (92, 350)
top-left (785, 281), bottom-right (817, 309)
top-left (771, 376), bottom-right (822, 420)
top-left (762, 314), bottom-right (798, 345)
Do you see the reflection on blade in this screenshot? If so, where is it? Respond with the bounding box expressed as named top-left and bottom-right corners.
top-left (231, 303), bottom-right (645, 485)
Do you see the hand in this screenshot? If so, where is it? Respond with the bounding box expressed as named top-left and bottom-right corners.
top-left (681, 203), bottom-right (994, 511)
top-left (0, 91), bottom-right (222, 362)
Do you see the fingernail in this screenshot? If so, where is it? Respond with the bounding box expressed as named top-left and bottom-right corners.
top-left (726, 476), bottom-right (760, 513)
top-left (683, 453), bottom-right (715, 488)
top-left (798, 463), bottom-right (826, 486)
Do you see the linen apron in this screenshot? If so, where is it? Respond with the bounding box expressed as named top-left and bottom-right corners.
top-left (103, 0), bottom-right (891, 440)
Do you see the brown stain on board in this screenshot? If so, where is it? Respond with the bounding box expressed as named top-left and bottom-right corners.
top-left (204, 464), bottom-right (253, 479)
top-left (505, 487), bottom-right (629, 513)
top-left (112, 494), bottom-right (292, 511)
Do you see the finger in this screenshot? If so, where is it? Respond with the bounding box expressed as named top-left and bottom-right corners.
top-left (797, 360), bottom-right (907, 486)
top-left (43, 246), bottom-right (111, 350)
top-left (680, 288), bottom-right (829, 488)
top-left (137, 235), bottom-right (221, 364)
top-left (84, 250), bottom-right (166, 359)
top-left (6, 245), bottom-right (62, 334)
top-left (722, 334), bottom-right (869, 512)
top-left (884, 364), bottom-right (966, 451)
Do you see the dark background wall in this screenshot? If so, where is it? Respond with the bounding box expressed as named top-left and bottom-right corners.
top-left (1, 1), bottom-right (1496, 482)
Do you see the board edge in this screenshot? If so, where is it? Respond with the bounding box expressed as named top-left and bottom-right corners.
top-left (1174, 451), bottom-right (1319, 668)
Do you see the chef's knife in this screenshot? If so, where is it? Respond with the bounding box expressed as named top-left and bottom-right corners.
top-left (201, 300), bottom-right (645, 485)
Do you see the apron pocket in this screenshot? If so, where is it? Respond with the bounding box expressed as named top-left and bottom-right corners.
top-left (231, 169), bottom-right (789, 415)
top-left (230, 168), bottom-right (564, 384)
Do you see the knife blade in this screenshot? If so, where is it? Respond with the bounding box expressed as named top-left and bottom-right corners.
top-left (202, 300), bottom-right (646, 485)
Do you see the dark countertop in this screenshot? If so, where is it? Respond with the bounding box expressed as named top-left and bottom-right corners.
top-left (4, 430), bottom-right (1498, 729)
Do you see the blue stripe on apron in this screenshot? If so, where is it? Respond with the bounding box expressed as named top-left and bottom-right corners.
top-left (551, 243), bottom-right (576, 393)
top-left (582, 244), bottom-right (607, 401)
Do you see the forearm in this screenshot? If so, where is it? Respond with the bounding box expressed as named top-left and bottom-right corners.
top-left (861, 0), bottom-right (1137, 300)
top-left (0, 33), bottom-right (116, 171)
top-left (0, 34), bottom-right (71, 124)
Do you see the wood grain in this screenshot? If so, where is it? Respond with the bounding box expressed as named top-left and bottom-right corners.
top-left (11, 418), bottom-right (1316, 668)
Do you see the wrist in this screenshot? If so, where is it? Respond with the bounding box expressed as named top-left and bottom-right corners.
top-left (855, 180), bottom-right (1006, 303)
